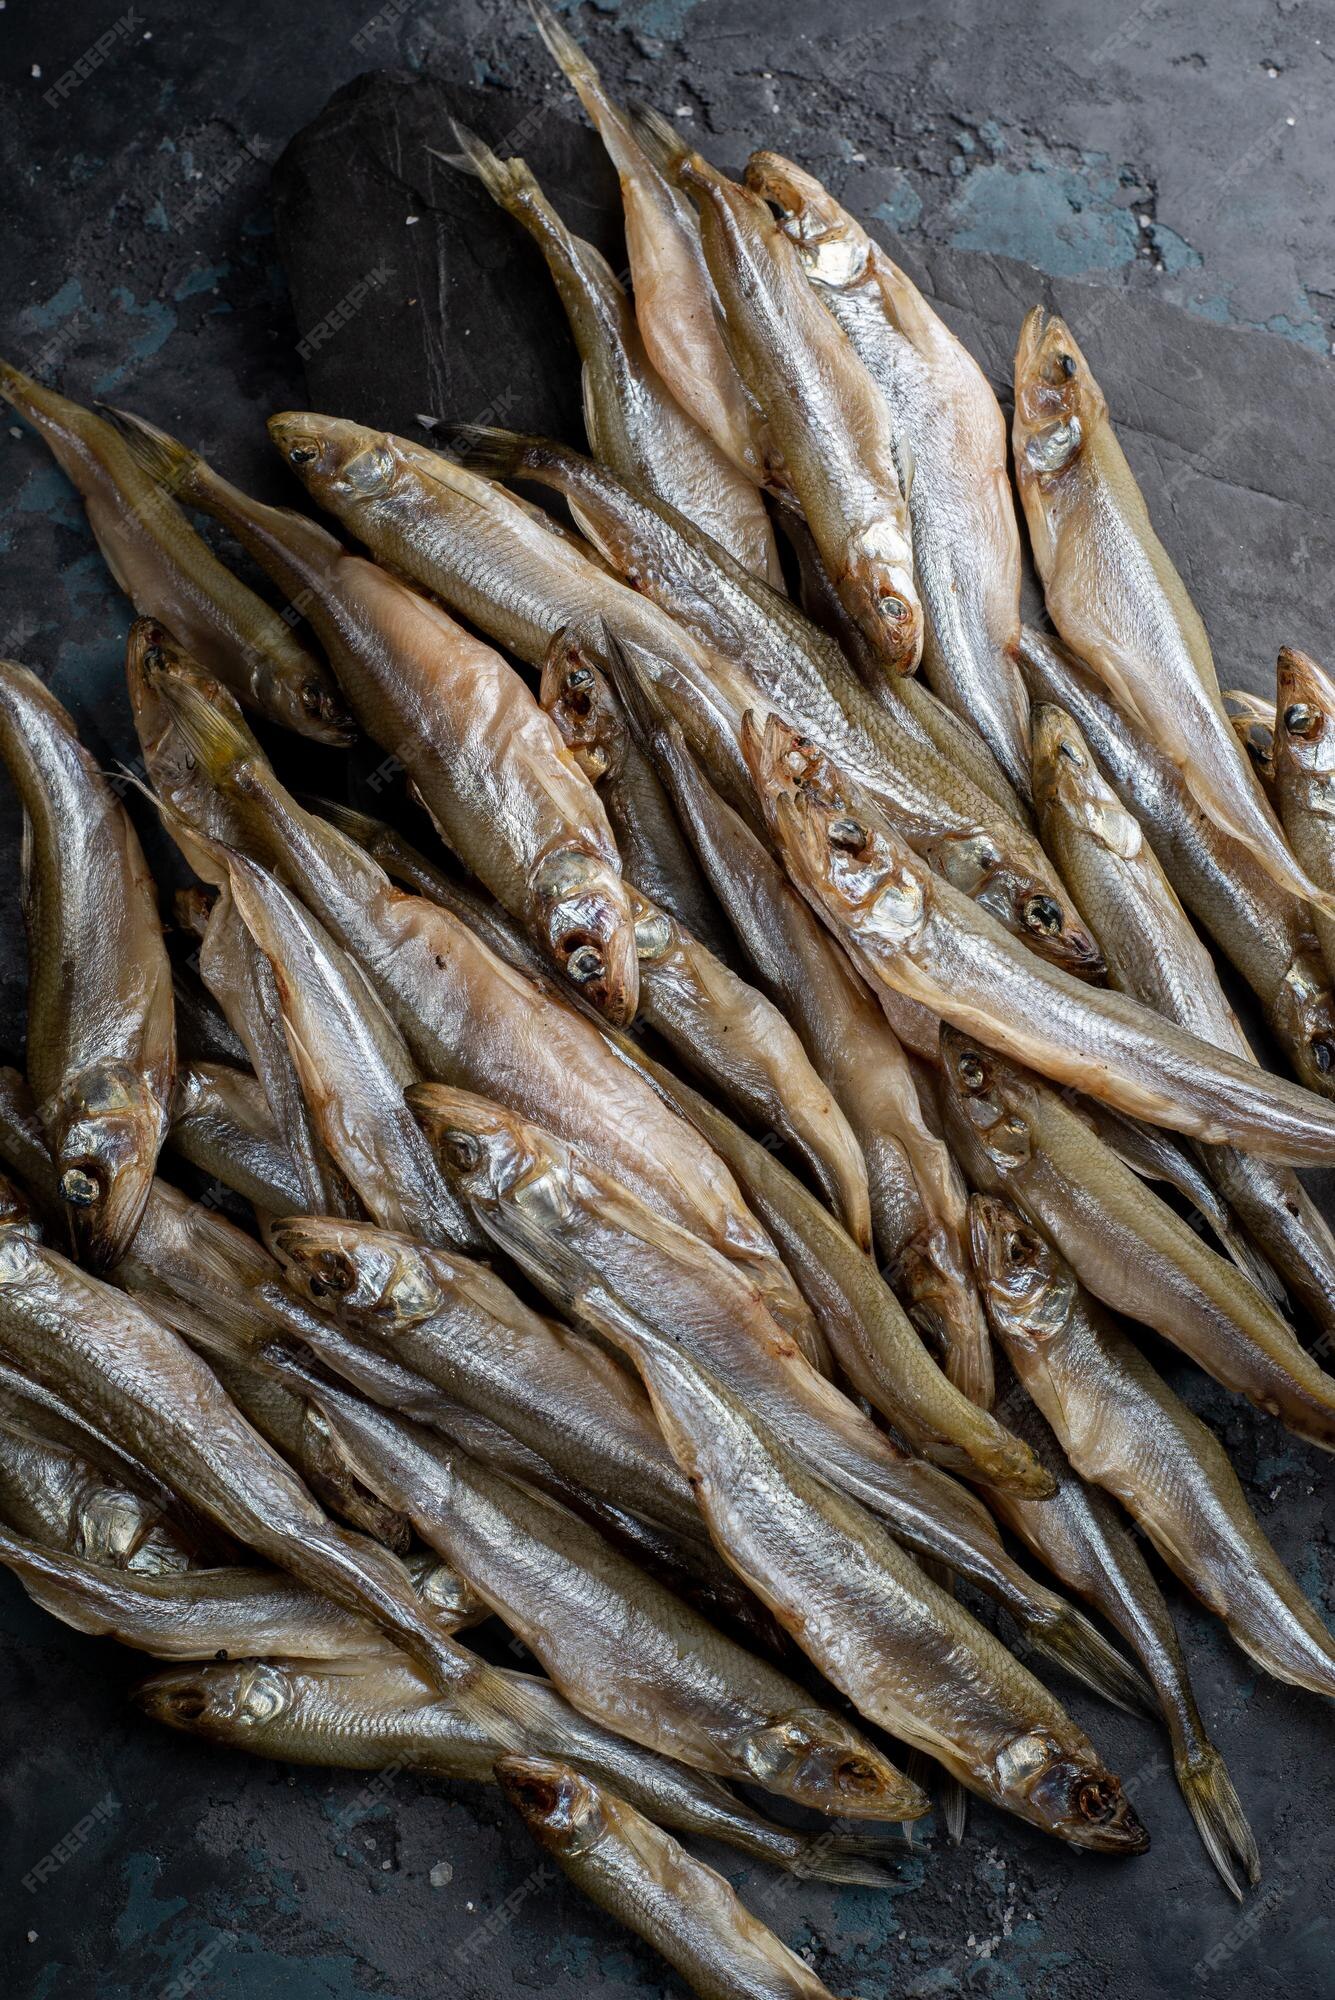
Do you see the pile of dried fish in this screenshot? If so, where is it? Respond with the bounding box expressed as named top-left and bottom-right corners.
top-left (6, 3), bottom-right (1335, 1985)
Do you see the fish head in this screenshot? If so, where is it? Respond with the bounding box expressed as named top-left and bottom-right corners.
top-left (742, 712), bottom-right (928, 947)
top-left (745, 151), bottom-right (871, 290)
top-left (134, 1661), bottom-right (299, 1740)
top-left (266, 1215), bottom-right (444, 1330)
top-left (995, 1728), bottom-right (1149, 1854)
top-left (538, 625), bottom-right (627, 785)
top-left (269, 411), bottom-right (406, 512)
top-left (494, 1755), bottom-right (607, 1855)
top-left (1276, 952), bottom-right (1335, 1094)
top-left (127, 619), bottom-right (275, 845)
top-left (968, 1193), bottom-right (1077, 1355)
top-left (838, 522), bottom-right (922, 675)
top-left (531, 843), bottom-right (641, 1025)
top-left (408, 1082), bottom-right (573, 1225)
top-left (1276, 646), bottom-right (1335, 783)
top-left (47, 1063), bottom-right (163, 1268)
top-left (1030, 702), bottom-right (1144, 861)
top-left (926, 819), bottom-right (1105, 976)
top-left (744, 1708), bottom-right (926, 1820)
top-left (938, 1029), bottom-right (1042, 1177)
top-left (1013, 308), bottom-right (1104, 489)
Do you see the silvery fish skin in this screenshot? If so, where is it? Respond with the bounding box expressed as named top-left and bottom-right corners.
top-left (0, 1530), bottom-right (484, 1659)
top-left (0, 365), bottom-right (348, 742)
top-left (0, 1418), bottom-right (200, 1574)
top-left (1012, 310), bottom-right (1326, 911)
top-left (1227, 689), bottom-right (1276, 794)
top-left (664, 142), bottom-right (922, 677)
top-left (616, 684), bottom-right (991, 1403)
top-left (0, 1230), bottom-right (549, 1729)
top-left (748, 713), bottom-right (1335, 1165)
top-left (1019, 624), bottom-right (1335, 1098)
top-left (531, 4), bottom-right (776, 513)
top-left (171, 964), bottom-right (251, 1070)
top-left (1273, 646), bottom-right (1335, 980)
top-left (498, 1755), bottom-right (849, 2000)
top-left (263, 1214), bottom-right (705, 1549)
top-left (444, 118), bottom-right (778, 584)
top-left (748, 152), bottom-right (1031, 794)
top-left (538, 624), bottom-right (734, 953)
top-left (129, 679), bottom-right (811, 1348)
top-left (0, 660), bottom-right (174, 1267)
top-left (278, 1359), bottom-right (921, 1819)
top-left (971, 1196), bottom-right (1335, 1700)
top-left (415, 1084), bottom-right (1049, 1500)
top-left (981, 1369), bottom-right (1258, 1898)
top-left (577, 1288), bottom-right (1148, 1852)
top-left (168, 1060), bottom-right (306, 1214)
top-left (138, 1654), bottom-right (902, 1887)
top-left (111, 418), bottom-right (640, 1022)
top-left (1032, 702), bottom-right (1335, 1339)
top-left (220, 852), bottom-right (476, 1250)
top-left (939, 1030), bottom-right (1335, 1452)
top-left (450, 428), bottom-right (1101, 981)
top-left (627, 886), bottom-right (873, 1248)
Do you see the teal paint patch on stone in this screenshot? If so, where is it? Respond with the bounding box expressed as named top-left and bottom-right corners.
top-left (947, 155), bottom-right (1141, 276)
top-left (174, 263), bottom-right (231, 300)
top-left (875, 184), bottom-right (924, 233)
top-left (112, 1850), bottom-right (188, 1953)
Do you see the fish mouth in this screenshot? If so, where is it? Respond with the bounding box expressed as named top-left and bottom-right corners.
top-left (1031, 1760), bottom-right (1151, 1855)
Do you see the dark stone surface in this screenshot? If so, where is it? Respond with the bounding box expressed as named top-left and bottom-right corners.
top-left (2, 5), bottom-right (1334, 1998)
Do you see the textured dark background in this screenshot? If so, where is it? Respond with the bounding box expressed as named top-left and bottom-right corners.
top-left (2, 3), bottom-right (1335, 1996)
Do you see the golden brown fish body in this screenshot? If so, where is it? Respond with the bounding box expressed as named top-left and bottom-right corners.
top-left (1032, 701), bottom-right (1335, 1340)
top-left (498, 1756), bottom-right (850, 2000)
top-left (0, 365), bottom-right (347, 741)
top-left (747, 713), bottom-right (1335, 1165)
top-left (0, 660), bottom-right (174, 1266)
top-left (972, 1195), bottom-right (1335, 1699)
top-left (112, 417), bottom-right (640, 1021)
top-left (578, 1293), bottom-right (1147, 1853)
top-left (1273, 645), bottom-right (1335, 979)
top-left (1019, 625), bottom-right (1335, 1098)
top-left (749, 151), bottom-right (1030, 794)
top-left (1013, 311), bottom-right (1325, 910)
top-left (669, 147), bottom-right (922, 675)
top-left (446, 117), bottom-right (778, 582)
top-left (531, 5), bottom-right (776, 510)
top-left (940, 1030), bottom-right (1335, 1451)
top-left (275, 1358), bottom-right (918, 1819)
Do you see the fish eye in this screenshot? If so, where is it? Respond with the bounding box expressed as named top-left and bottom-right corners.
top-left (565, 666), bottom-right (595, 697)
top-left (957, 1052), bottom-right (987, 1091)
top-left (1058, 352), bottom-right (1076, 377)
top-left (827, 816), bottom-right (868, 852)
top-left (59, 1164), bottom-right (102, 1208)
top-left (565, 940), bottom-right (608, 983)
top-left (877, 594), bottom-right (909, 621)
top-left (1312, 1036), bottom-right (1335, 1074)
top-left (1004, 1228), bottom-right (1032, 1264)
top-left (1075, 1778), bottom-right (1120, 1824)
top-left (1283, 702), bottom-right (1320, 737)
top-left (1023, 894), bottom-right (1064, 936)
top-left (286, 443), bottom-right (320, 467)
top-left (442, 1131), bottom-right (483, 1172)
top-left (309, 1251), bottom-right (355, 1299)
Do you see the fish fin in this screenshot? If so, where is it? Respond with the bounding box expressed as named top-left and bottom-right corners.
top-left (627, 102), bottom-right (689, 175)
top-left (437, 422), bottom-right (540, 483)
top-left (789, 1835), bottom-right (914, 1887)
top-left (528, 0), bottom-right (602, 102)
top-left (1024, 1603), bottom-right (1159, 1718)
top-left (434, 122), bottom-right (538, 214)
top-left (592, 621), bottom-right (674, 752)
top-left (941, 1774), bottom-right (968, 1845)
top-left (152, 665), bottom-right (267, 795)
top-left (1177, 1746), bottom-right (1260, 1900)
top-left (99, 405), bottom-right (202, 498)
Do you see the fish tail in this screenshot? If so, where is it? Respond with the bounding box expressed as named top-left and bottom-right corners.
top-left (1025, 1602), bottom-right (1159, 1718)
top-left (0, 355), bottom-right (53, 423)
top-left (528, 0), bottom-right (602, 102)
top-left (439, 422), bottom-right (552, 484)
top-left (449, 1655), bottom-right (562, 1756)
top-left (787, 1831), bottom-right (914, 1887)
top-left (628, 103), bottom-right (690, 175)
top-left (438, 120), bottom-right (542, 219)
top-left (100, 404), bottom-right (204, 501)
top-left (940, 1773), bottom-right (969, 1845)
top-left (1176, 1745), bottom-right (1260, 1900)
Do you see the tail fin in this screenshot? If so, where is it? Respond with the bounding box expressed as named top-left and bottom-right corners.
top-left (628, 103), bottom-right (690, 176)
top-left (528, 0), bottom-right (602, 103)
top-left (438, 422), bottom-right (549, 484)
top-left (1025, 1600), bottom-right (1158, 1719)
top-left (432, 121), bottom-right (540, 216)
top-left (100, 405), bottom-right (203, 502)
top-left (1177, 1745), bottom-right (1261, 1901)
top-left (154, 666), bottom-right (270, 797)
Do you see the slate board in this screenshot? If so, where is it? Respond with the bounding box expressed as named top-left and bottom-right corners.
top-left (272, 70), bottom-right (1335, 697)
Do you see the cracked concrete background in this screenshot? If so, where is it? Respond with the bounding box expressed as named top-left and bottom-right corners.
top-left (1, 3), bottom-right (1334, 1998)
